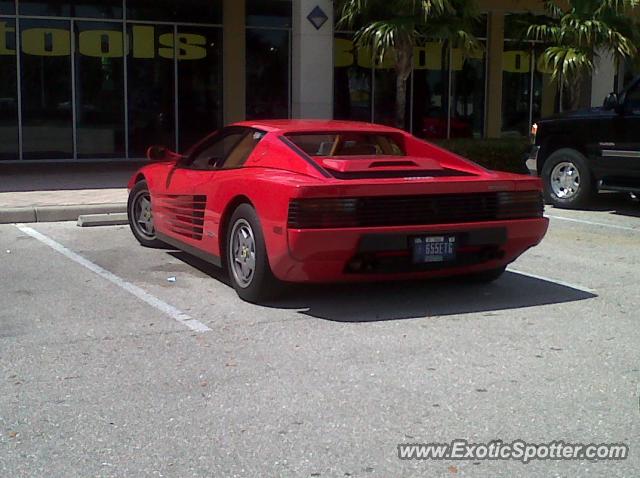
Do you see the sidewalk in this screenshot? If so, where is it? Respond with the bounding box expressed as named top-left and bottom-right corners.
top-left (0, 162), bottom-right (143, 224)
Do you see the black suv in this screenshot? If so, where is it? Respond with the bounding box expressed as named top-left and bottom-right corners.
top-left (527, 77), bottom-right (640, 208)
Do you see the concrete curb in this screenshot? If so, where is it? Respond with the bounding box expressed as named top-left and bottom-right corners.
top-left (77, 213), bottom-right (129, 227)
top-left (0, 203), bottom-right (127, 224)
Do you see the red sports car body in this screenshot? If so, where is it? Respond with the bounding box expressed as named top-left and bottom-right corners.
top-left (127, 120), bottom-right (548, 302)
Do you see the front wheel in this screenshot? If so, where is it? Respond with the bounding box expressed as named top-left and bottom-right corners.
top-left (225, 204), bottom-right (282, 303)
top-left (127, 180), bottom-right (165, 248)
top-left (542, 148), bottom-right (594, 209)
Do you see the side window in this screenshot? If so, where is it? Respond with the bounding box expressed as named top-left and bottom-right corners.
top-left (624, 84), bottom-right (640, 114)
top-left (189, 130), bottom-right (246, 170)
top-left (220, 130), bottom-right (265, 169)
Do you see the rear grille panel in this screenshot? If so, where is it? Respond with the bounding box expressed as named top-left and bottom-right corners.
top-left (288, 191), bottom-right (543, 229)
top-left (154, 194), bottom-right (206, 240)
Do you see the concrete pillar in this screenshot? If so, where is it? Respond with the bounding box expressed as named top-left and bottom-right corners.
top-left (485, 11), bottom-right (504, 138)
top-left (223, 0), bottom-right (246, 124)
top-left (292, 0), bottom-right (334, 119)
top-left (591, 48), bottom-right (616, 107)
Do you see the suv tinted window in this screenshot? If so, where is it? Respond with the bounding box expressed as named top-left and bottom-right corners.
top-left (624, 84), bottom-right (640, 114)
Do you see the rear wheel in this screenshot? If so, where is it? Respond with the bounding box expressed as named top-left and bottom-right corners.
top-left (127, 180), bottom-right (165, 248)
top-left (542, 148), bottom-right (594, 209)
top-left (225, 204), bottom-right (282, 303)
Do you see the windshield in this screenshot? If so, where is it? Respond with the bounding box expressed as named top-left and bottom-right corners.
top-left (286, 133), bottom-right (405, 157)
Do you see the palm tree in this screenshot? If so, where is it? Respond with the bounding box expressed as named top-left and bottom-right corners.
top-left (336, 0), bottom-right (480, 130)
top-left (526, 0), bottom-right (640, 110)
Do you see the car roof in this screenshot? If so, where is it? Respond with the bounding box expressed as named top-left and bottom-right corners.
top-left (232, 119), bottom-right (403, 134)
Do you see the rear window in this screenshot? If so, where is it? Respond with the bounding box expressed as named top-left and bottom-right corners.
top-left (286, 133), bottom-right (405, 157)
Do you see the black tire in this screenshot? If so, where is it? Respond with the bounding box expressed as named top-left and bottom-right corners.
top-left (467, 266), bottom-right (507, 283)
top-left (225, 204), bottom-right (282, 303)
top-left (127, 180), bottom-right (165, 248)
top-left (542, 148), bottom-right (594, 209)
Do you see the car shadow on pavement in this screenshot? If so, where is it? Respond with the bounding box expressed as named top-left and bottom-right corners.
top-left (167, 251), bottom-right (596, 323)
top-left (553, 192), bottom-right (640, 218)
top-left (266, 272), bottom-right (597, 322)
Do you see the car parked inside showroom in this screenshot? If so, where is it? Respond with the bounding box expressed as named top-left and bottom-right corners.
top-left (527, 76), bottom-right (640, 208)
top-left (128, 120), bottom-right (548, 303)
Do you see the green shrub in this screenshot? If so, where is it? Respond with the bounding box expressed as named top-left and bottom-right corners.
top-left (433, 138), bottom-right (531, 174)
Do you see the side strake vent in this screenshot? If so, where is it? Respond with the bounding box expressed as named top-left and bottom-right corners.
top-left (288, 191), bottom-right (544, 229)
top-left (154, 195), bottom-right (206, 240)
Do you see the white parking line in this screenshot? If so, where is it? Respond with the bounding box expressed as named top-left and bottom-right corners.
top-left (15, 224), bottom-right (211, 333)
top-left (507, 267), bottom-right (597, 294)
top-left (546, 214), bottom-right (638, 232)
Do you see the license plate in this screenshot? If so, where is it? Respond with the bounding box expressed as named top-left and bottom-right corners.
top-left (412, 235), bottom-right (457, 263)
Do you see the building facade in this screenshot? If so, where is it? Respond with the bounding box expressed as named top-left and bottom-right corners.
top-left (0, 0), bottom-right (623, 162)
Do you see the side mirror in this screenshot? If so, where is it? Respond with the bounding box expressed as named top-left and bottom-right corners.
top-left (603, 92), bottom-right (620, 111)
top-left (146, 145), bottom-right (181, 162)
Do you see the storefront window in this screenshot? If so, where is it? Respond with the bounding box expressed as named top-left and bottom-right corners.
top-left (246, 0), bottom-right (292, 28)
top-left (0, 18), bottom-right (18, 159)
top-left (246, 28), bottom-right (290, 119)
top-left (178, 26), bottom-right (223, 151)
top-left (0, 1), bottom-right (14, 15)
top-left (451, 47), bottom-right (485, 138)
top-left (412, 41), bottom-right (449, 138)
top-left (502, 43), bottom-right (533, 137)
top-left (333, 33), bottom-right (372, 122)
top-left (73, 1), bottom-right (123, 19)
top-left (374, 68), bottom-right (410, 127)
top-left (502, 14), bottom-right (559, 136)
top-left (19, 1), bottom-right (123, 18)
top-left (127, 0), bottom-right (222, 24)
top-left (335, 33), bottom-right (486, 137)
top-left (74, 22), bottom-right (125, 158)
top-left (127, 24), bottom-right (175, 157)
top-left (20, 18), bottom-right (74, 159)
top-left (19, 1), bottom-right (70, 16)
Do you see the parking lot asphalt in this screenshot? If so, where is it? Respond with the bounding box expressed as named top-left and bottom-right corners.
top-left (1, 196), bottom-right (639, 477)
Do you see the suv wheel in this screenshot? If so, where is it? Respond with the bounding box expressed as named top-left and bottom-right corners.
top-left (542, 148), bottom-right (594, 209)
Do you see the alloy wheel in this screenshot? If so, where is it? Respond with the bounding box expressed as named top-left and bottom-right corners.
top-left (550, 161), bottom-right (581, 199)
top-left (229, 219), bottom-right (256, 288)
top-left (133, 191), bottom-right (155, 238)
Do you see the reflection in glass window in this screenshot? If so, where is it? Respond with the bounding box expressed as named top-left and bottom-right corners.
top-left (502, 43), bottom-right (533, 136)
top-left (0, 18), bottom-right (18, 159)
top-left (246, 28), bottom-right (289, 120)
top-left (127, 24), bottom-right (175, 157)
top-left (412, 41), bottom-right (449, 138)
top-left (73, 1), bottom-right (123, 19)
top-left (451, 47), bottom-right (485, 138)
top-left (334, 34), bottom-right (372, 122)
top-left (20, 1), bottom-right (123, 17)
top-left (178, 27), bottom-right (223, 151)
top-left (374, 68), bottom-right (409, 127)
top-left (20, 19), bottom-right (74, 159)
top-left (19, 1), bottom-right (70, 16)
top-left (127, 0), bottom-right (222, 24)
top-left (75, 22), bottom-right (125, 158)
top-left (0, 1), bottom-right (14, 15)
top-left (246, 0), bottom-right (292, 28)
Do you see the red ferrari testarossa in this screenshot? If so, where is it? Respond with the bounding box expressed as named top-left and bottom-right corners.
top-left (127, 120), bottom-right (548, 302)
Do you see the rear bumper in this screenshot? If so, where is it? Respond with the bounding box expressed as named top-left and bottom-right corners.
top-left (272, 218), bottom-right (549, 283)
